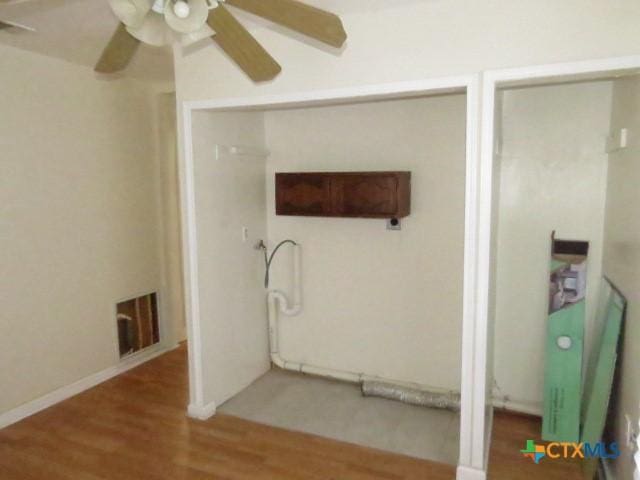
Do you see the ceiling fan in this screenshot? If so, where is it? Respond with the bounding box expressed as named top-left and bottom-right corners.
top-left (96, 0), bottom-right (347, 81)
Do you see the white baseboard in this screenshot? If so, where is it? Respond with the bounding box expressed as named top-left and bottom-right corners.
top-left (484, 408), bottom-right (494, 467)
top-left (457, 465), bottom-right (487, 480)
top-left (0, 344), bottom-right (179, 430)
top-left (491, 398), bottom-right (542, 417)
top-left (187, 401), bottom-right (217, 420)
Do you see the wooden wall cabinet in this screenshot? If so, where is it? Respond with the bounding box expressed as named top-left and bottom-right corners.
top-left (275, 172), bottom-right (410, 218)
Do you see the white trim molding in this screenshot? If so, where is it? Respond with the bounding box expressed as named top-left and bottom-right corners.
top-left (178, 100), bottom-right (206, 411)
top-left (183, 75), bottom-right (474, 111)
top-left (483, 55), bottom-right (640, 88)
top-left (177, 75), bottom-right (486, 478)
top-left (187, 401), bottom-right (217, 420)
top-left (0, 344), bottom-right (179, 430)
top-left (456, 465), bottom-right (487, 480)
top-left (459, 74), bottom-right (489, 474)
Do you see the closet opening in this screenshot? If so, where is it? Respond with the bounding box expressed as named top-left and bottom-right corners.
top-left (186, 86), bottom-right (471, 467)
top-left (487, 66), bottom-right (640, 479)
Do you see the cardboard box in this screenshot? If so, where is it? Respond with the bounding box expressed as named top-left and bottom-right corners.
top-left (542, 232), bottom-right (589, 442)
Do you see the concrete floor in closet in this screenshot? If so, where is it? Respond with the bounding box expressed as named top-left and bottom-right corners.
top-left (219, 368), bottom-right (460, 465)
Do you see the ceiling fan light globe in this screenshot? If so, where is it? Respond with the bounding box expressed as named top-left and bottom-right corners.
top-left (164, 0), bottom-right (208, 33)
top-left (173, 1), bottom-right (190, 19)
top-left (108, 0), bottom-right (152, 28)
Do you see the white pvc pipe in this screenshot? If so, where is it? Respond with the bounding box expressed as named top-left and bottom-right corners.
top-left (269, 285), bottom-right (361, 383)
top-left (265, 244), bottom-right (451, 391)
top-left (268, 243), bottom-right (301, 317)
top-left (266, 243), bottom-right (362, 382)
top-left (291, 244), bottom-right (301, 307)
top-left (265, 243), bottom-right (538, 413)
top-left (267, 243), bottom-right (300, 367)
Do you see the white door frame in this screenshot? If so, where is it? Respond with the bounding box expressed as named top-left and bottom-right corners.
top-left (476, 55), bottom-right (640, 479)
top-left (176, 74), bottom-right (488, 477)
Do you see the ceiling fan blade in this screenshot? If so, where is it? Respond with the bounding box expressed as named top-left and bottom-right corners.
top-left (0, 18), bottom-right (35, 31)
top-left (94, 23), bottom-right (140, 74)
top-left (207, 3), bottom-right (281, 82)
top-left (226, 0), bottom-right (347, 48)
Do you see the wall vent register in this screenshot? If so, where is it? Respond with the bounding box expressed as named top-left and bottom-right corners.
top-left (116, 292), bottom-right (159, 357)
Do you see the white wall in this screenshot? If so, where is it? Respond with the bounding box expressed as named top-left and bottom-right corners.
top-left (174, 0), bottom-right (640, 103)
top-left (265, 94), bottom-right (466, 390)
top-left (191, 110), bottom-right (270, 406)
top-left (492, 82), bottom-right (612, 413)
top-left (0, 45), bottom-right (168, 415)
top-left (154, 92), bottom-right (187, 343)
top-left (603, 75), bottom-right (640, 480)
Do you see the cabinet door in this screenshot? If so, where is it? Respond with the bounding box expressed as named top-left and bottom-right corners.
top-left (275, 173), bottom-right (331, 216)
top-left (333, 174), bottom-right (399, 217)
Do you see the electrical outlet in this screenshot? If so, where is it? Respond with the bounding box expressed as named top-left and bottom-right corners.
top-left (386, 218), bottom-right (401, 230)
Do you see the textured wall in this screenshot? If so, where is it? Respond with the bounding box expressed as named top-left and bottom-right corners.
top-left (265, 94), bottom-right (466, 389)
top-left (493, 81), bottom-right (612, 413)
top-left (0, 45), bottom-right (164, 414)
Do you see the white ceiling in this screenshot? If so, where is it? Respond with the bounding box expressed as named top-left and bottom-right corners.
top-left (0, 0), bottom-right (430, 84)
top-left (0, 0), bottom-right (174, 83)
top-left (301, 0), bottom-right (430, 15)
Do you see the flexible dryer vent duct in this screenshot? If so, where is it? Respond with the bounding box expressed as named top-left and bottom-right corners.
top-left (361, 381), bottom-right (461, 412)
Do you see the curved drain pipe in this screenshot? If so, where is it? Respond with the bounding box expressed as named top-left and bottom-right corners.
top-left (265, 243), bottom-right (542, 414)
top-left (267, 242), bottom-right (367, 383)
top-left (264, 243), bottom-right (536, 415)
top-left (265, 243), bottom-right (461, 410)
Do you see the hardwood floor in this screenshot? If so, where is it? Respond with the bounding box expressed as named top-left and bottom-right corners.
top-left (0, 345), bottom-right (583, 480)
top-left (488, 411), bottom-right (583, 480)
top-left (0, 345), bottom-right (453, 480)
